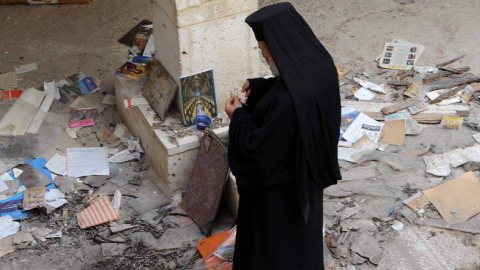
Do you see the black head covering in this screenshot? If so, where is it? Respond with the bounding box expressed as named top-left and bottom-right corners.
top-left (246, 2), bottom-right (342, 215)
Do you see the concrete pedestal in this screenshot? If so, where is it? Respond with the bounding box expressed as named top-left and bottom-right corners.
top-left (151, 0), bottom-right (266, 116)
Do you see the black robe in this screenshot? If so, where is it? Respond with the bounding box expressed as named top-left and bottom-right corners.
top-left (229, 3), bottom-right (341, 269)
top-left (229, 77), bottom-right (324, 270)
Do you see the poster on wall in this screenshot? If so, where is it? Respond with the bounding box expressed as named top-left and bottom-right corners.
top-left (180, 70), bottom-right (218, 126)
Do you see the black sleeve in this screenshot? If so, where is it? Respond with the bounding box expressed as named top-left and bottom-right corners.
top-left (228, 98), bottom-right (296, 190)
top-left (244, 77), bottom-right (277, 113)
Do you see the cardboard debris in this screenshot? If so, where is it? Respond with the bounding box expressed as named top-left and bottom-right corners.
top-left (423, 154), bottom-right (451, 177)
top-left (379, 120), bottom-right (405, 146)
top-left (96, 125), bottom-right (119, 144)
top-left (352, 135), bottom-right (377, 150)
top-left (402, 191), bottom-right (431, 212)
top-left (102, 94), bottom-right (116, 105)
top-left (109, 149), bottom-right (141, 163)
top-left (408, 149), bottom-right (430, 157)
top-left (423, 171), bottom-right (480, 223)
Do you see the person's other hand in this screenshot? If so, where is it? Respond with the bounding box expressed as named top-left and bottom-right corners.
top-left (241, 80), bottom-right (251, 97)
top-left (225, 96), bottom-right (243, 119)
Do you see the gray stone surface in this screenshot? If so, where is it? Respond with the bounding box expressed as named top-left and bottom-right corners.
top-left (101, 243), bottom-right (128, 257)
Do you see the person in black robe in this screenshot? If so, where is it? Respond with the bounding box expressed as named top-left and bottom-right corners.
top-left (224, 2), bottom-right (342, 270)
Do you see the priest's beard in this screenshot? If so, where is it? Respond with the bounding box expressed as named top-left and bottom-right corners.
top-left (266, 57), bottom-right (280, 77)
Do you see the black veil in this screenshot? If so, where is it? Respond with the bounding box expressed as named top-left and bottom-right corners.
top-left (246, 2), bottom-right (342, 221)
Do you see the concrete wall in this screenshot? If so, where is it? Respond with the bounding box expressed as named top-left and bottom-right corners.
top-left (152, 0), bottom-right (266, 118)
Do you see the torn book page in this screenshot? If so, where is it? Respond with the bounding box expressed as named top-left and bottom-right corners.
top-left (143, 34), bottom-right (155, 57)
top-left (379, 42), bottom-right (422, 70)
top-left (463, 146), bottom-right (480, 162)
top-left (67, 148), bottom-right (109, 177)
top-left (423, 154), bottom-right (451, 177)
top-left (0, 72), bottom-right (18, 91)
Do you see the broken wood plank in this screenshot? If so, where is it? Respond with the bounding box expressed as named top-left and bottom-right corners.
top-left (436, 54), bottom-right (466, 68)
top-left (388, 81), bottom-right (408, 86)
top-left (364, 112), bottom-right (452, 124)
top-left (430, 85), bottom-right (466, 104)
top-left (424, 74), bottom-right (480, 91)
top-left (381, 98), bottom-right (419, 115)
top-left (423, 71), bottom-right (452, 83)
top-left (438, 66), bottom-right (471, 74)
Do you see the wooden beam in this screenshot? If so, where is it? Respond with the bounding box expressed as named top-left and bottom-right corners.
top-left (424, 74), bottom-right (480, 91)
top-left (436, 54), bottom-right (466, 68)
top-left (430, 84), bottom-right (466, 104)
top-left (381, 98), bottom-right (419, 115)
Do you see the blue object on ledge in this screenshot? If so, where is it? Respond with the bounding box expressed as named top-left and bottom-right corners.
top-left (194, 115), bottom-right (212, 130)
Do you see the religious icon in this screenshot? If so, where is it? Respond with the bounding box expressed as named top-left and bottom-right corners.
top-left (180, 70), bottom-right (218, 126)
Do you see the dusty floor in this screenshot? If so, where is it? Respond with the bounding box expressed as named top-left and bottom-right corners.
top-left (1, 0), bottom-right (480, 269)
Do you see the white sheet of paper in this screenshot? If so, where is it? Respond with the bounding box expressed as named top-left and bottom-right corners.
top-left (463, 146), bottom-right (480, 162)
top-left (45, 154), bottom-right (68, 176)
top-left (143, 34), bottom-right (155, 57)
top-left (67, 148), bottom-right (109, 177)
top-left (44, 80), bottom-right (61, 100)
top-left (12, 168), bottom-right (22, 178)
top-left (14, 63), bottom-right (38, 74)
top-left (45, 189), bottom-right (65, 201)
top-left (0, 179), bottom-right (9, 193)
top-left (0, 172), bottom-right (14, 181)
top-left (353, 78), bottom-right (386, 94)
top-left (342, 113), bottom-right (385, 143)
top-left (109, 149), bottom-right (141, 163)
top-left (102, 94), bottom-right (117, 105)
top-left (354, 87), bottom-right (377, 101)
top-left (423, 154), bottom-right (451, 177)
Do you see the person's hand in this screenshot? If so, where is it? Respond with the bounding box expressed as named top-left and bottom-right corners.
top-left (225, 96), bottom-right (243, 119)
top-left (241, 80), bottom-right (251, 97)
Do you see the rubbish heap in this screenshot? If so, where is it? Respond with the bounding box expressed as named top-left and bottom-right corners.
top-left (324, 39), bottom-right (480, 269)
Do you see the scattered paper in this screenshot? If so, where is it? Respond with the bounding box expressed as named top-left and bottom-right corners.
top-left (0, 216), bottom-right (20, 242)
top-left (379, 41), bottom-right (424, 70)
top-left (44, 189), bottom-right (67, 209)
top-left (353, 78), bottom-right (386, 94)
top-left (70, 96), bottom-right (108, 117)
top-left (109, 150), bottom-right (141, 163)
top-left (96, 125), bottom-right (119, 144)
top-left (423, 154), bottom-right (451, 177)
top-left (473, 133), bottom-right (480, 144)
top-left (380, 120), bottom-right (405, 146)
top-left (352, 135), bottom-right (377, 150)
top-left (440, 115), bottom-right (463, 130)
top-left (463, 146), bottom-right (480, 162)
top-left (460, 85), bottom-right (474, 103)
top-left (102, 94), bottom-right (116, 105)
top-left (376, 140), bottom-right (390, 151)
top-left (45, 154), bottom-right (67, 176)
top-left (67, 148), bottom-right (109, 177)
top-left (404, 83), bottom-right (423, 99)
top-left (0, 180), bottom-right (8, 194)
top-left (342, 113), bottom-right (384, 143)
top-left (423, 171), bottom-right (480, 223)
top-left (23, 186), bottom-right (46, 211)
top-left (0, 72), bottom-right (18, 91)
top-left (0, 172), bottom-right (14, 181)
top-left (76, 196), bottom-right (120, 229)
top-left (335, 64), bottom-right (350, 78)
top-left (111, 190), bottom-right (122, 210)
top-left (427, 90), bottom-right (461, 105)
top-left (444, 148), bottom-right (470, 168)
top-left (113, 123), bottom-right (131, 140)
top-left (14, 63), bottom-right (38, 74)
top-left (341, 106), bottom-right (359, 132)
top-left (44, 80), bottom-right (60, 100)
top-left (354, 87), bottom-right (377, 100)
top-left (402, 191), bottom-right (431, 212)
top-left (143, 34), bottom-right (155, 57)
top-left (408, 101), bottom-right (428, 115)
top-left (69, 108), bottom-right (94, 129)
